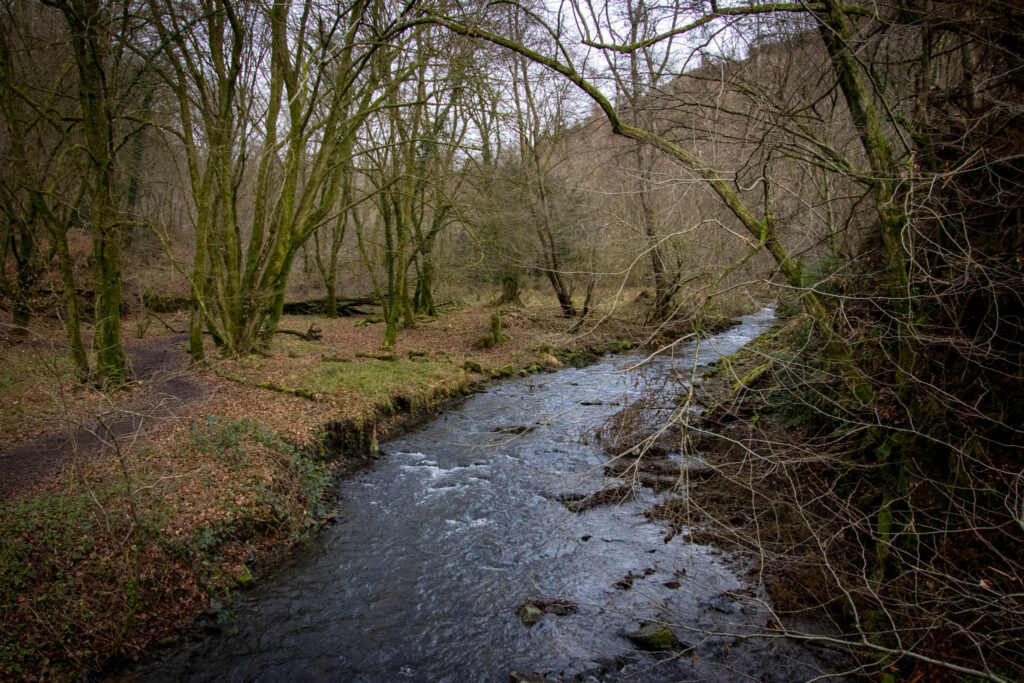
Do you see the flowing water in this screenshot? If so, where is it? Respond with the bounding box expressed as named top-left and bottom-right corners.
top-left (122, 309), bottom-right (847, 682)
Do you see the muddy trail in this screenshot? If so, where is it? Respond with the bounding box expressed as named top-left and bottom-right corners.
top-left (114, 309), bottom-right (849, 682)
top-left (0, 334), bottom-right (204, 500)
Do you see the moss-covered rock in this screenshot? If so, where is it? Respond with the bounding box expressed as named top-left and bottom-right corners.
top-left (235, 565), bottom-right (254, 587)
top-left (475, 312), bottom-right (508, 349)
top-left (517, 602), bottom-right (544, 627)
top-left (625, 622), bottom-right (680, 650)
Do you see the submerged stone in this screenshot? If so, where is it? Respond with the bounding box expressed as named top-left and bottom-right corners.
top-left (235, 565), bottom-right (254, 587)
top-left (517, 599), bottom-right (577, 628)
top-left (517, 602), bottom-right (544, 627)
top-left (625, 622), bottom-right (680, 650)
top-left (548, 603), bottom-right (573, 616)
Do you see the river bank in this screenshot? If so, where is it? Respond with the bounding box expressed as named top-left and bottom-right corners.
top-left (591, 311), bottom-right (875, 677)
top-left (0, 301), bottom-right (750, 680)
top-left (106, 307), bottom-right (849, 682)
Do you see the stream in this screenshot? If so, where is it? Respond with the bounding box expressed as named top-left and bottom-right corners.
top-left (121, 309), bottom-right (847, 682)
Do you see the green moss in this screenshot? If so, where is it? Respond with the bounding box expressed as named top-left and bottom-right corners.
top-left (287, 360), bottom-right (467, 414)
top-left (475, 312), bottom-right (508, 349)
top-left (625, 622), bottom-right (680, 650)
top-left (235, 565), bottom-right (254, 587)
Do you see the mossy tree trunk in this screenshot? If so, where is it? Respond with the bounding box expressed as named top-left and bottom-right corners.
top-left (499, 270), bottom-right (522, 306)
top-left (360, 32), bottom-right (467, 345)
top-left (382, 182), bottom-right (411, 348)
top-left (57, 0), bottom-right (129, 383)
top-left (815, 0), bottom-right (921, 577)
top-left (51, 222), bottom-right (89, 379)
top-left (0, 197), bottom-right (47, 335)
top-left (412, 251), bottom-right (438, 317)
top-left (313, 172), bottom-right (351, 319)
top-left (406, 63), bottom-right (467, 319)
top-left (528, 158), bottom-right (576, 318)
top-left (90, 215), bottom-right (126, 382)
top-left (636, 149), bottom-right (672, 323)
top-left (410, 203), bottom-right (453, 319)
top-left (534, 185), bottom-right (577, 318)
top-left (410, 198), bottom-right (455, 318)
top-left (0, 166), bottom-right (50, 335)
top-left (500, 26), bottom-right (582, 320)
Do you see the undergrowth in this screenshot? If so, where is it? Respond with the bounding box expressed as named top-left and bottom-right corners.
top-left (0, 417), bottom-right (331, 680)
top-left (599, 306), bottom-right (1024, 680)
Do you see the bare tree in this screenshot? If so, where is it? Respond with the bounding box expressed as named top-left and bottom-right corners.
top-left (149, 0), bottom-right (418, 359)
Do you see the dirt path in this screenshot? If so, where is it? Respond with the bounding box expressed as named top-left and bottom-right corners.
top-left (0, 334), bottom-right (206, 501)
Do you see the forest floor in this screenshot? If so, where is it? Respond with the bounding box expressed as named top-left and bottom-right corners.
top-left (0, 296), bottom-right (737, 680)
top-left (0, 332), bottom-right (203, 498)
top-left (0, 302), bottom-right (646, 497)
